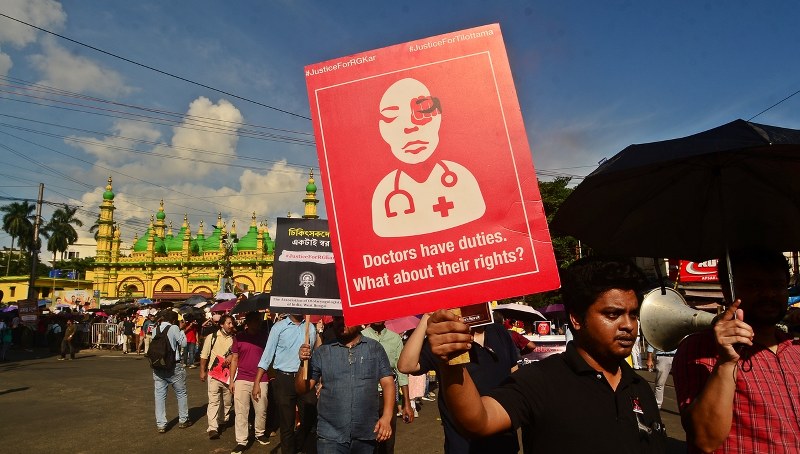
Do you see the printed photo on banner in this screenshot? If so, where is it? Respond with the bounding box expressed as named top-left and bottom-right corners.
top-left (269, 217), bottom-right (342, 315)
top-left (305, 24), bottom-right (560, 325)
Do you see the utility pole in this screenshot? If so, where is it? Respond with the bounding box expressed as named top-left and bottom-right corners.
top-left (27, 183), bottom-right (44, 301)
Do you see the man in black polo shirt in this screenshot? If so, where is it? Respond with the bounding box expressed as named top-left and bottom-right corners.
top-left (426, 256), bottom-right (666, 453)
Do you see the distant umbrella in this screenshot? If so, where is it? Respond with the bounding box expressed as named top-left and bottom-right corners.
top-left (215, 292), bottom-right (236, 301)
top-left (210, 298), bottom-right (237, 312)
top-left (184, 294), bottom-right (209, 306)
top-left (493, 303), bottom-right (546, 321)
top-left (385, 315), bottom-right (422, 333)
top-left (231, 293), bottom-right (270, 315)
top-left (137, 298), bottom-right (154, 305)
top-left (543, 304), bottom-right (566, 315)
top-left (308, 314), bottom-right (334, 325)
top-left (178, 305), bottom-right (206, 322)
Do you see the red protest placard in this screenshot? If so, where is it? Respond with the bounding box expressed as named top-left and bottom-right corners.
top-left (305, 24), bottom-right (560, 325)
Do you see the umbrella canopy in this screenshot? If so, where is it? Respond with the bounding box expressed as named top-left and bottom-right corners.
top-left (492, 303), bottom-right (546, 321)
top-left (177, 304), bottom-right (206, 321)
top-left (210, 298), bottom-right (237, 312)
top-left (385, 315), bottom-right (423, 333)
top-left (551, 119), bottom-right (800, 261)
top-left (215, 292), bottom-right (236, 301)
top-left (106, 302), bottom-right (138, 315)
top-left (308, 315), bottom-right (334, 324)
top-left (542, 304), bottom-right (566, 315)
top-left (231, 293), bottom-right (270, 315)
top-left (137, 298), bottom-right (154, 305)
top-left (184, 294), bottom-right (209, 306)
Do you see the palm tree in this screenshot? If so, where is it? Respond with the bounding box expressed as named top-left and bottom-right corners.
top-left (44, 204), bottom-right (84, 263)
top-left (1, 201), bottom-right (35, 275)
top-left (88, 219), bottom-right (100, 241)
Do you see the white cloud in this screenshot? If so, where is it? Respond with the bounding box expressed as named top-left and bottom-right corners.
top-left (29, 37), bottom-right (133, 97)
top-left (0, 0), bottom-right (65, 47)
top-left (67, 120), bottom-right (163, 165)
top-left (0, 49), bottom-right (11, 76)
top-left (71, 96), bottom-right (243, 183)
top-left (70, 95), bottom-right (317, 245)
top-left (166, 97), bottom-right (243, 176)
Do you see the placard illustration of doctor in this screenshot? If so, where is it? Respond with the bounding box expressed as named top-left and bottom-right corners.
top-left (371, 78), bottom-right (486, 237)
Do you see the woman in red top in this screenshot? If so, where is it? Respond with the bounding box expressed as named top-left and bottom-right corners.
top-left (183, 319), bottom-right (199, 368)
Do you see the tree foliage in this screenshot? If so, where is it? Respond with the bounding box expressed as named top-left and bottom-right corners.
top-left (43, 204), bottom-right (84, 263)
top-left (50, 257), bottom-right (96, 279)
top-left (497, 177), bottom-right (581, 309)
top-left (539, 177), bottom-right (580, 270)
top-left (1, 201), bottom-right (36, 274)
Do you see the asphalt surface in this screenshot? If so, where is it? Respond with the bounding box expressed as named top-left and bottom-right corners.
top-left (1, 347), bottom-right (686, 453)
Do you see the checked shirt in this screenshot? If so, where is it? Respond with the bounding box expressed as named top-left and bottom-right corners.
top-left (673, 330), bottom-right (800, 453)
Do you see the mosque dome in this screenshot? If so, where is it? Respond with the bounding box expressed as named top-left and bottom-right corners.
top-left (103, 177), bottom-right (115, 200)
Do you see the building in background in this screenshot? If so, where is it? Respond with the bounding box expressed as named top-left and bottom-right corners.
top-left (85, 172), bottom-right (319, 301)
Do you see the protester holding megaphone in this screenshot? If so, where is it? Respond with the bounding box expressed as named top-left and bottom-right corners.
top-left (673, 249), bottom-right (800, 453)
top-left (425, 256), bottom-right (667, 453)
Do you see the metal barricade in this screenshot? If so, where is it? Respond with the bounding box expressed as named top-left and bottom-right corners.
top-left (91, 323), bottom-right (120, 349)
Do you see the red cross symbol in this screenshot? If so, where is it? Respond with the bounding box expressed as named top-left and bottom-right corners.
top-left (432, 196), bottom-right (454, 217)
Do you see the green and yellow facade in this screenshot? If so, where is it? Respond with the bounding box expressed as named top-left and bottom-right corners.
top-left (86, 172), bottom-right (320, 300)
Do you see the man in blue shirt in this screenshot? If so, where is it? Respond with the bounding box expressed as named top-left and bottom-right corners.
top-left (253, 314), bottom-right (318, 454)
top-left (296, 316), bottom-right (395, 454)
top-left (152, 310), bottom-right (190, 433)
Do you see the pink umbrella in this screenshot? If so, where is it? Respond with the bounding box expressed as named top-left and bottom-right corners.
top-left (308, 315), bottom-right (334, 324)
top-left (385, 315), bottom-right (422, 334)
top-left (210, 298), bottom-right (237, 312)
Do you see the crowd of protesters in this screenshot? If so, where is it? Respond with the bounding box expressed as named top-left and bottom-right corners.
top-left (132, 302), bottom-right (446, 454)
top-left (7, 250), bottom-right (800, 454)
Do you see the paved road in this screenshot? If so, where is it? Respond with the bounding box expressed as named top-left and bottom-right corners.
top-left (1, 347), bottom-right (686, 453)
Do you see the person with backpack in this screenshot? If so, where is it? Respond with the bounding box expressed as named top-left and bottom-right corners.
top-left (149, 310), bottom-right (191, 433)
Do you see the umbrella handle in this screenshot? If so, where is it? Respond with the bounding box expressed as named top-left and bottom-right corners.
top-left (302, 315), bottom-right (310, 380)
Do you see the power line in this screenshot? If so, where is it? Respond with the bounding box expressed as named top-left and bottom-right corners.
top-left (748, 88), bottom-right (800, 121)
top-left (0, 121), bottom-right (313, 176)
top-left (0, 75), bottom-right (315, 137)
top-left (0, 95), bottom-right (316, 145)
top-left (0, 13), bottom-right (312, 121)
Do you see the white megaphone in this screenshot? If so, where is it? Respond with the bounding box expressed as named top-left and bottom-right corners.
top-left (640, 287), bottom-right (716, 352)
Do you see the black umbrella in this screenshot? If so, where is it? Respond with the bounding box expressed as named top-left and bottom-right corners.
top-left (106, 302), bottom-right (138, 315)
top-left (177, 305), bottom-right (206, 322)
top-left (231, 293), bottom-right (270, 315)
top-left (551, 119), bottom-right (800, 261)
top-left (184, 294), bottom-right (209, 306)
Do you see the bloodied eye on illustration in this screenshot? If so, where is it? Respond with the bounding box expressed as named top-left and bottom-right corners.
top-left (410, 96), bottom-right (441, 125)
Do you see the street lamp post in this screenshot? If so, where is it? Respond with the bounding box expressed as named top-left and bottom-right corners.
top-left (220, 232), bottom-right (237, 294)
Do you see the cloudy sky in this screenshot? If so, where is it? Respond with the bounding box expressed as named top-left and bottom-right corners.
top-left (0, 0), bottom-right (798, 250)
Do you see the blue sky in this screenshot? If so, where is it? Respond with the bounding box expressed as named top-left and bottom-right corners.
top-left (0, 0), bottom-right (798, 250)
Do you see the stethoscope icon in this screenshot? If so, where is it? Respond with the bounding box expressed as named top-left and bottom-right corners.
top-left (384, 161), bottom-right (458, 217)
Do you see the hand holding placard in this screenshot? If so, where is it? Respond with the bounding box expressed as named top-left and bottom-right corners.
top-left (426, 309), bottom-right (473, 365)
